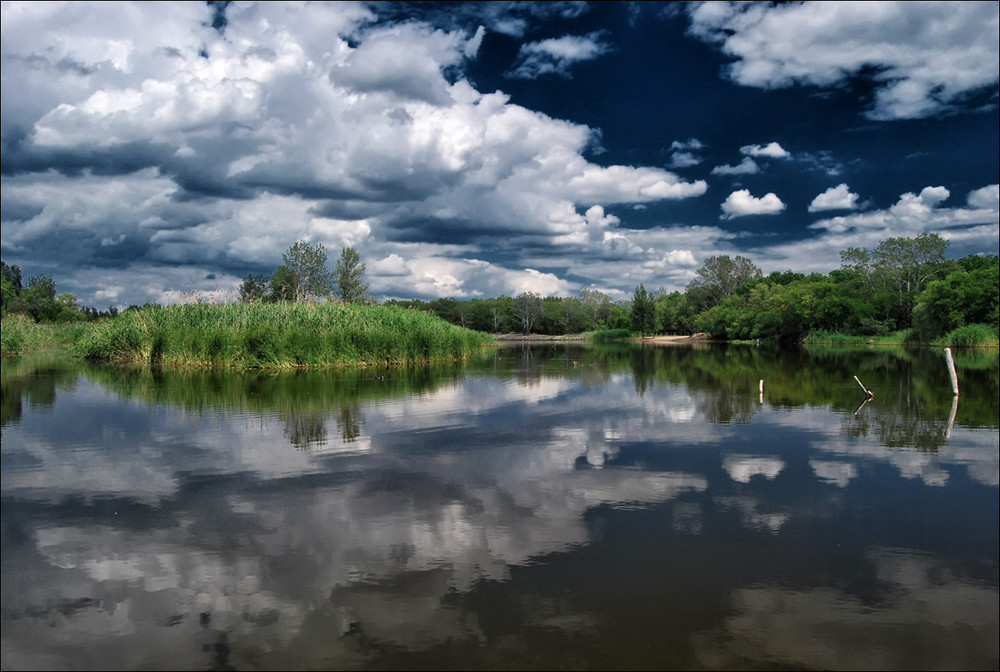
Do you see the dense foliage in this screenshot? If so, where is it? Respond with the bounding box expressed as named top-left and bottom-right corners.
top-left (389, 234), bottom-right (996, 346)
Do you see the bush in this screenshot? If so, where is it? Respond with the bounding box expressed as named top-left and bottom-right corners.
top-left (940, 324), bottom-right (999, 348)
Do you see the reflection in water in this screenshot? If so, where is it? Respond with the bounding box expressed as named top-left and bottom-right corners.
top-left (1, 344), bottom-right (997, 670)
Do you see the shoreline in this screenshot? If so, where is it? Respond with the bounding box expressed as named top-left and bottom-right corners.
top-left (492, 333), bottom-right (710, 344)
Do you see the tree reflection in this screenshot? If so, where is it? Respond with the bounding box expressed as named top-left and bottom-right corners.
top-left (843, 393), bottom-right (953, 452)
top-left (337, 402), bottom-right (364, 443)
top-left (0, 352), bottom-right (81, 427)
top-left (283, 410), bottom-right (329, 449)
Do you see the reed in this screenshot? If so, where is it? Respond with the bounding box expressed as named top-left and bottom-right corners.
top-left (71, 302), bottom-right (494, 368)
top-left (591, 328), bottom-right (633, 342)
top-left (937, 324), bottom-right (999, 348)
top-left (1, 314), bottom-right (90, 354)
top-left (802, 329), bottom-right (917, 346)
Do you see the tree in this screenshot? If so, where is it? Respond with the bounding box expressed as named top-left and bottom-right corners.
top-left (268, 265), bottom-right (296, 302)
top-left (688, 254), bottom-right (762, 310)
top-left (913, 254), bottom-right (999, 340)
top-left (1, 260), bottom-right (23, 314)
top-left (334, 247), bottom-right (369, 304)
top-left (238, 273), bottom-right (270, 303)
top-left (282, 240), bottom-right (334, 302)
top-left (631, 283), bottom-right (655, 337)
top-left (841, 232), bottom-right (949, 328)
top-left (513, 291), bottom-right (543, 333)
top-left (654, 290), bottom-right (691, 334)
top-left (580, 288), bottom-right (611, 329)
top-left (22, 275), bottom-right (58, 322)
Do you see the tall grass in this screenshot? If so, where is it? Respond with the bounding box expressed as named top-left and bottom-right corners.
top-left (1, 314), bottom-right (91, 354)
top-left (803, 329), bottom-right (917, 346)
top-left (806, 325), bottom-right (998, 348)
top-left (591, 328), bottom-right (633, 342)
top-left (72, 302), bottom-right (494, 368)
top-left (937, 324), bottom-right (998, 348)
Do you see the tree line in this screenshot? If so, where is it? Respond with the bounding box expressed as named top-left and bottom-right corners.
top-left (386, 233), bottom-right (997, 344)
top-left (4, 233), bottom-right (997, 345)
top-left (1, 261), bottom-right (120, 323)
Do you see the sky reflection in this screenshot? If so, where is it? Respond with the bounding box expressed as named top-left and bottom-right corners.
top-left (1, 345), bottom-right (997, 670)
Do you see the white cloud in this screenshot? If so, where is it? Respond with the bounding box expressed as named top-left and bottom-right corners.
top-left (668, 138), bottom-right (705, 169)
top-left (808, 184), bottom-right (860, 212)
top-left (688, 1), bottom-right (1000, 120)
top-left (741, 142), bottom-right (789, 159)
top-left (508, 32), bottom-right (611, 79)
top-left (889, 186), bottom-right (950, 218)
top-left (711, 157), bottom-right (759, 175)
top-left (967, 184), bottom-right (1000, 210)
top-left (721, 189), bottom-right (786, 218)
top-left (0, 2), bottom-right (709, 307)
top-left (804, 184), bottom-right (1000, 264)
top-left (669, 151), bottom-right (701, 169)
top-left (671, 138), bottom-right (704, 151)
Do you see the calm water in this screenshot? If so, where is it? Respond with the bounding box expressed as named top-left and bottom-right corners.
top-left (1, 344), bottom-right (997, 671)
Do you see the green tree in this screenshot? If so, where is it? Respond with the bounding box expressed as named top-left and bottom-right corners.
top-left (283, 240), bottom-right (334, 302)
top-left (841, 232), bottom-right (949, 328)
top-left (580, 288), bottom-right (611, 329)
top-left (513, 291), bottom-right (543, 333)
top-left (688, 254), bottom-right (762, 310)
top-left (654, 290), bottom-right (692, 334)
top-left (913, 254), bottom-right (999, 340)
top-left (238, 273), bottom-right (270, 303)
top-left (334, 247), bottom-right (369, 304)
top-left (1, 260), bottom-right (23, 314)
top-left (631, 283), bottom-right (654, 337)
top-left (54, 293), bottom-right (85, 322)
top-left (22, 275), bottom-right (59, 322)
top-left (268, 265), bottom-right (296, 302)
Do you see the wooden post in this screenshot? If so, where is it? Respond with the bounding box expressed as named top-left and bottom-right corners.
top-left (944, 347), bottom-right (959, 396)
top-left (946, 395), bottom-right (958, 438)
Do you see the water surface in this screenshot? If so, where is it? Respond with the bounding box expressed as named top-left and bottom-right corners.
top-left (2, 344), bottom-right (997, 670)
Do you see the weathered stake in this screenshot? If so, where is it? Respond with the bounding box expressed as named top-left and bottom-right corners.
top-left (944, 347), bottom-right (959, 396)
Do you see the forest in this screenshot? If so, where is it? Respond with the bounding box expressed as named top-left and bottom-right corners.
top-left (2, 232), bottom-right (997, 348)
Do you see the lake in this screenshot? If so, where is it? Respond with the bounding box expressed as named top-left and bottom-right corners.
top-left (1, 343), bottom-right (997, 671)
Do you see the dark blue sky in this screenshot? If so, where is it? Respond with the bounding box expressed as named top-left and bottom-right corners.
top-left (2, 1), bottom-right (997, 307)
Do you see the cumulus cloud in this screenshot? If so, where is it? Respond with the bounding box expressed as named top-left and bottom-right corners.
top-left (0, 2), bottom-right (707, 306)
top-left (741, 142), bottom-right (790, 159)
top-left (721, 189), bottom-right (786, 219)
top-left (967, 184), bottom-right (1000, 210)
top-left (507, 31), bottom-right (611, 79)
top-left (807, 184), bottom-right (1000, 259)
top-left (687, 1), bottom-right (1000, 120)
top-left (711, 157), bottom-right (759, 176)
top-left (808, 184), bottom-right (860, 212)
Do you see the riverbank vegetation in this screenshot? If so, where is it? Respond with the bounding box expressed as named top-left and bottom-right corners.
top-left (389, 234), bottom-right (998, 347)
top-left (71, 301), bottom-right (493, 368)
top-left (3, 233), bottom-right (997, 360)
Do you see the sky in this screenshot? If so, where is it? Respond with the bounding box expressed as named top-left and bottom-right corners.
top-left (1, 0), bottom-right (998, 308)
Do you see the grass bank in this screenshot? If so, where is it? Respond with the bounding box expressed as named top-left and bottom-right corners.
top-left (1, 314), bottom-right (93, 355)
top-left (804, 325), bottom-right (998, 348)
top-left (71, 302), bottom-right (494, 368)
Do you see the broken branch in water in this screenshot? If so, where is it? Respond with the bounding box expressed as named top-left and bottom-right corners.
top-left (854, 375), bottom-right (875, 400)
